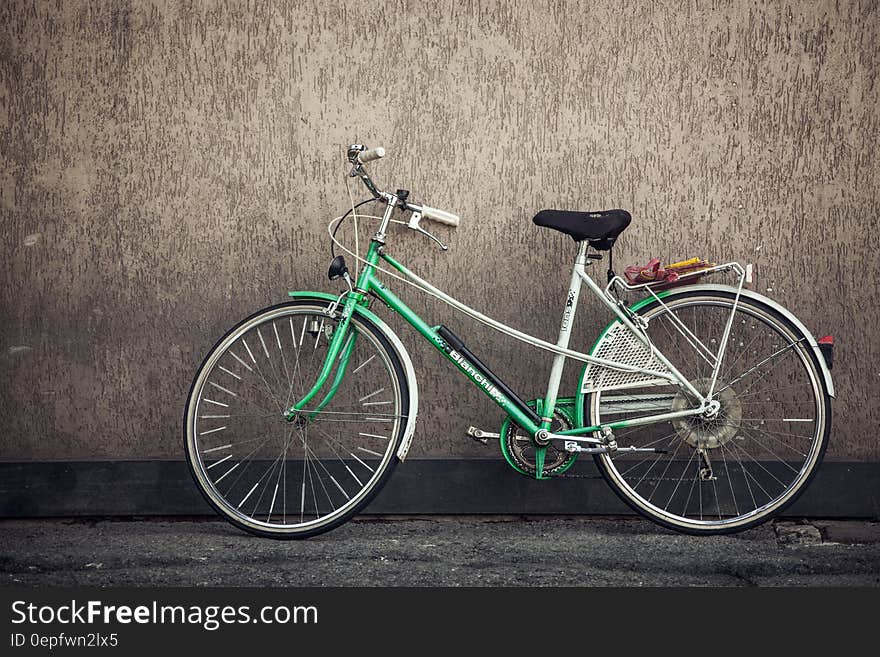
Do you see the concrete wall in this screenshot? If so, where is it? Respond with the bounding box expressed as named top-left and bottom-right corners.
top-left (2, 0), bottom-right (878, 464)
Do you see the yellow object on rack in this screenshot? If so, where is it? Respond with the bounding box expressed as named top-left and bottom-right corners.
top-left (667, 257), bottom-right (710, 270)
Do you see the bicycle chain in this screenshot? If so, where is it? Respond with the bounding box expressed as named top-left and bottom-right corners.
top-left (551, 447), bottom-right (684, 483)
top-left (554, 470), bottom-right (686, 483)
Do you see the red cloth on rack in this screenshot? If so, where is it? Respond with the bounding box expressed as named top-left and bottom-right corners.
top-left (624, 258), bottom-right (680, 285)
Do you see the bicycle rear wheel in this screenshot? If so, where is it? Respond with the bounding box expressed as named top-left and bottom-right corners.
top-left (184, 300), bottom-right (409, 539)
top-left (587, 290), bottom-right (832, 534)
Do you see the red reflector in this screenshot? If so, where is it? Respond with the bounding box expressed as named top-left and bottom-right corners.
top-left (818, 335), bottom-right (834, 345)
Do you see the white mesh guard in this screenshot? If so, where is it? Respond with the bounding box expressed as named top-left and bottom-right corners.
top-left (581, 323), bottom-right (673, 394)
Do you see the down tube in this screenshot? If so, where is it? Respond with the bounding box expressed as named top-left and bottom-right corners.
top-left (368, 279), bottom-right (541, 436)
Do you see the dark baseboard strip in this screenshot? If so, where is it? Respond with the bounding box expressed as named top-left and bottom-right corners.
top-left (0, 459), bottom-right (877, 518)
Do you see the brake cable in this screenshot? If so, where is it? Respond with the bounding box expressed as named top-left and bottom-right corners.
top-left (330, 197), bottom-right (382, 259)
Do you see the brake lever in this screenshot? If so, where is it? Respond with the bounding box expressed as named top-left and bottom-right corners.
top-left (407, 212), bottom-right (448, 251)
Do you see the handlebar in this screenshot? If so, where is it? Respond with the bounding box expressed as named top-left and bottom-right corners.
top-left (357, 146), bottom-right (385, 164)
top-left (348, 143), bottom-right (461, 230)
top-left (417, 204), bottom-right (460, 227)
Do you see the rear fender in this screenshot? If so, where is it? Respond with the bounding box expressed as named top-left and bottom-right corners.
top-left (659, 284), bottom-right (834, 397)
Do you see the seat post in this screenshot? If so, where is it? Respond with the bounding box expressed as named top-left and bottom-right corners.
top-left (574, 240), bottom-right (589, 265)
top-left (539, 241), bottom-right (589, 428)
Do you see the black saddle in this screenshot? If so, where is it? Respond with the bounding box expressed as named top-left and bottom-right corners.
top-left (533, 209), bottom-right (631, 250)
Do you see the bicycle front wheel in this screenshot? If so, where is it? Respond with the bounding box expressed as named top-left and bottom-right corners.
top-left (587, 290), bottom-right (832, 534)
top-left (184, 300), bottom-right (410, 539)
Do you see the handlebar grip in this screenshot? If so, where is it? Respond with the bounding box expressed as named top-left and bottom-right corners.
top-left (421, 205), bottom-right (460, 227)
top-left (357, 146), bottom-right (385, 164)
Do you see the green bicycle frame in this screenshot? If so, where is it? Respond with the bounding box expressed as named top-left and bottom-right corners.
top-left (284, 241), bottom-right (699, 447)
top-left (285, 239), bottom-right (543, 437)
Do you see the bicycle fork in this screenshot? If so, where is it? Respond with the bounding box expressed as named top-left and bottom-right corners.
top-left (283, 292), bottom-right (361, 422)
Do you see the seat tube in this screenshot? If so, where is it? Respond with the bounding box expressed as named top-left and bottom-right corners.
top-left (540, 241), bottom-right (589, 428)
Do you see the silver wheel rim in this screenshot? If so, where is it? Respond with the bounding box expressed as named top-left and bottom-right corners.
top-left (592, 296), bottom-right (826, 531)
top-left (186, 304), bottom-right (404, 534)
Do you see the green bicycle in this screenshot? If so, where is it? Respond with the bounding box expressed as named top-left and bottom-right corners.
top-left (184, 145), bottom-right (835, 538)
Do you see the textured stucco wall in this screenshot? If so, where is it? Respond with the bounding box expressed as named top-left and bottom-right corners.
top-left (1, 0), bottom-right (878, 461)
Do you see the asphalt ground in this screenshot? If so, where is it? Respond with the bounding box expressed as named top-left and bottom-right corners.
top-left (2, 516), bottom-right (879, 587)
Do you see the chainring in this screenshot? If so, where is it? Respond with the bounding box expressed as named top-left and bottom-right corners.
top-left (501, 402), bottom-right (578, 477)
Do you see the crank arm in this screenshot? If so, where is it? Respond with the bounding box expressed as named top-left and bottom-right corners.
top-left (547, 433), bottom-right (603, 445)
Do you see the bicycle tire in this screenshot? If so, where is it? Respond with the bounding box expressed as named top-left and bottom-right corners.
top-left (184, 299), bottom-right (410, 539)
top-left (586, 289), bottom-right (832, 535)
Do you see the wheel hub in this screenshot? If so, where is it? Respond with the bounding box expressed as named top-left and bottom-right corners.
top-left (671, 378), bottom-right (742, 449)
top-left (283, 411), bottom-right (310, 428)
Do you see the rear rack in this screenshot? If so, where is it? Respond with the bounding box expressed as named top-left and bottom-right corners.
top-left (605, 261), bottom-right (749, 305)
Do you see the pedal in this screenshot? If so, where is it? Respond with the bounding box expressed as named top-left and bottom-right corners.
top-left (466, 426), bottom-right (499, 445)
